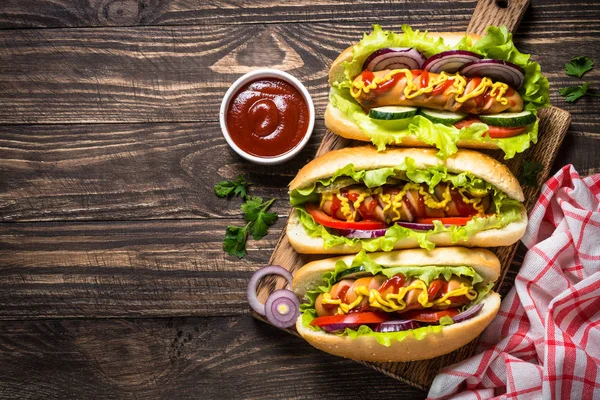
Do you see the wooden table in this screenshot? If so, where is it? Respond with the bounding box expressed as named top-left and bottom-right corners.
top-left (0, 1), bottom-right (598, 398)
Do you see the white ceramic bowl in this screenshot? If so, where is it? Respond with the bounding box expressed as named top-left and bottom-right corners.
top-left (219, 69), bottom-right (315, 165)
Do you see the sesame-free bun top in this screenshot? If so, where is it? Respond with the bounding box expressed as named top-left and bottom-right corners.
top-left (289, 146), bottom-right (524, 202)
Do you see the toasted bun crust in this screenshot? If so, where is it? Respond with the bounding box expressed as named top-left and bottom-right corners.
top-left (324, 103), bottom-right (501, 150)
top-left (296, 291), bottom-right (500, 362)
top-left (289, 146), bottom-right (524, 202)
top-left (329, 31), bottom-right (482, 84)
top-left (292, 248), bottom-right (500, 300)
top-left (286, 206), bottom-right (527, 254)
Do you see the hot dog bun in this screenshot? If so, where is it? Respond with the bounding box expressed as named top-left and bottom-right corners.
top-left (289, 146), bottom-right (523, 202)
top-left (286, 146), bottom-right (527, 254)
top-left (326, 31), bottom-right (526, 148)
top-left (293, 248), bottom-right (501, 362)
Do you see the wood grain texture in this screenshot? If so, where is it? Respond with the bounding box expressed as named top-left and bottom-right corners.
top-left (468, 0), bottom-right (531, 35)
top-left (0, 316), bottom-right (425, 399)
top-left (0, 0), bottom-right (478, 29)
top-left (1, 2), bottom-right (600, 125)
top-left (0, 122), bottom-right (320, 222)
top-left (0, 218), bottom-right (284, 319)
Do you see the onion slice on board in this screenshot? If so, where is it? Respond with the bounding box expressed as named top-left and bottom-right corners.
top-left (363, 48), bottom-right (426, 72)
top-left (422, 50), bottom-right (483, 73)
top-left (265, 289), bottom-right (301, 329)
top-left (459, 59), bottom-right (525, 90)
top-left (247, 265), bottom-right (294, 315)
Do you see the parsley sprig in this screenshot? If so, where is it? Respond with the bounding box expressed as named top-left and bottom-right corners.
top-left (215, 177), bottom-right (278, 258)
top-left (565, 56), bottom-right (593, 78)
top-left (559, 83), bottom-right (600, 103)
top-left (214, 175), bottom-right (248, 198)
top-left (560, 56), bottom-right (599, 103)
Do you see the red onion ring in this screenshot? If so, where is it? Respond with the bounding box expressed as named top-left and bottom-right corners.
top-left (422, 50), bottom-right (483, 73)
top-left (265, 289), bottom-right (300, 329)
top-left (459, 59), bottom-right (525, 90)
top-left (451, 303), bottom-right (484, 323)
top-left (247, 265), bottom-right (293, 315)
top-left (375, 319), bottom-right (420, 333)
top-left (363, 47), bottom-right (426, 71)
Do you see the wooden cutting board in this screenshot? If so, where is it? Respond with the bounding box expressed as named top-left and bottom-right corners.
top-left (252, 0), bottom-right (572, 390)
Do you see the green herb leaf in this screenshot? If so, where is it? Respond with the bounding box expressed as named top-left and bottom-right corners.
top-left (559, 82), bottom-right (600, 103)
top-left (241, 196), bottom-right (265, 221)
top-left (214, 175), bottom-right (248, 198)
top-left (519, 160), bottom-right (543, 187)
top-left (251, 209), bottom-right (277, 240)
top-left (223, 224), bottom-right (249, 258)
top-left (241, 196), bottom-right (278, 240)
top-left (565, 56), bottom-right (594, 78)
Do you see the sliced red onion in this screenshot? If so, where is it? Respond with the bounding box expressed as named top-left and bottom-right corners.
top-left (264, 289), bottom-right (300, 329)
top-left (320, 322), bottom-right (361, 333)
top-left (363, 48), bottom-right (426, 72)
top-left (335, 228), bottom-right (387, 239)
top-left (247, 265), bottom-right (293, 316)
top-left (375, 319), bottom-right (420, 333)
top-left (459, 59), bottom-right (525, 90)
top-left (452, 303), bottom-right (484, 323)
top-left (423, 50), bottom-right (483, 73)
top-left (395, 221), bottom-right (436, 231)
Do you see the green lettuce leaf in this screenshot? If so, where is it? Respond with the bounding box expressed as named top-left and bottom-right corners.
top-left (464, 26), bottom-right (550, 111)
top-left (300, 251), bottom-right (493, 345)
top-left (330, 87), bottom-right (538, 160)
top-left (331, 25), bottom-right (549, 159)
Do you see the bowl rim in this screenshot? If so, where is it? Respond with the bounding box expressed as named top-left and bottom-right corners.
top-left (219, 68), bottom-right (315, 165)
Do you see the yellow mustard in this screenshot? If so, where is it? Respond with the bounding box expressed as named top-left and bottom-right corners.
top-left (322, 280), bottom-right (478, 314)
top-left (350, 69), bottom-right (509, 106)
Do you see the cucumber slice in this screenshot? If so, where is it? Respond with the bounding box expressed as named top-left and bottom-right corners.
top-left (479, 111), bottom-right (536, 127)
top-left (369, 106), bottom-right (418, 120)
top-left (419, 109), bottom-right (467, 125)
top-left (337, 266), bottom-right (373, 280)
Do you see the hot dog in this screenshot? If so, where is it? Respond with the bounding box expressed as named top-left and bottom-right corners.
top-left (293, 248), bottom-right (501, 362)
top-left (325, 25), bottom-right (550, 159)
top-left (351, 69), bottom-right (523, 114)
top-left (287, 146), bottom-right (527, 254)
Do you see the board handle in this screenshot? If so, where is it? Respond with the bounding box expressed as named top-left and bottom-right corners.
top-left (467, 0), bottom-right (531, 35)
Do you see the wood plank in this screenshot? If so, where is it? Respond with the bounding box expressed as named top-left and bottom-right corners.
top-left (0, 122), bottom-right (321, 222)
top-left (0, 219), bottom-right (283, 319)
top-left (0, 0), bottom-right (597, 30)
top-left (0, 0), bottom-right (479, 29)
top-left (0, 19), bottom-right (599, 124)
top-left (0, 316), bottom-right (425, 399)
top-left (468, 0), bottom-right (531, 35)
top-left (1, 118), bottom-right (599, 223)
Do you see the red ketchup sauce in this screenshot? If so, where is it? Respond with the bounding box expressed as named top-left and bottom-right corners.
top-left (226, 78), bottom-right (309, 157)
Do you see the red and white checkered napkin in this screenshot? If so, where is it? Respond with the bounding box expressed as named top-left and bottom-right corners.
top-left (428, 165), bottom-right (600, 400)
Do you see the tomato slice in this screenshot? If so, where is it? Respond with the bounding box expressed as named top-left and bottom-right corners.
top-left (304, 202), bottom-right (386, 230)
top-left (416, 217), bottom-right (472, 225)
top-left (310, 312), bottom-right (389, 327)
top-left (420, 70), bottom-right (429, 88)
top-left (454, 118), bottom-right (527, 139)
top-left (401, 308), bottom-right (459, 323)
